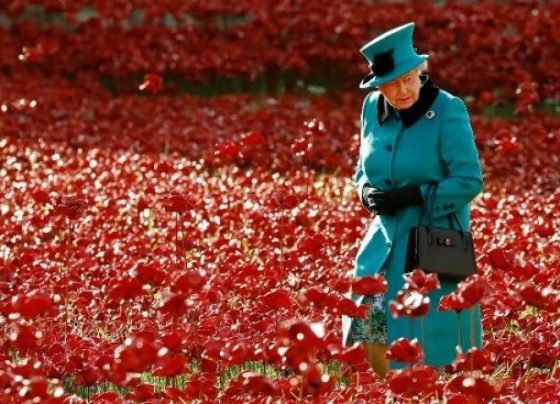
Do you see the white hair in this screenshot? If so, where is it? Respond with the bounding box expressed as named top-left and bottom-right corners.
top-left (417, 61), bottom-right (429, 74)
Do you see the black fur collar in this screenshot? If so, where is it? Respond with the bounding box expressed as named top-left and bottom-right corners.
top-left (377, 77), bottom-right (440, 127)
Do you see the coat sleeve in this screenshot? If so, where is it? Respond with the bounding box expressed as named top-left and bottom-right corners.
top-left (419, 96), bottom-right (483, 218)
top-left (354, 92), bottom-right (375, 199)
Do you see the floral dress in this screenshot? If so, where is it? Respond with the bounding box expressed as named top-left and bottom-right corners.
top-left (347, 269), bottom-right (388, 345)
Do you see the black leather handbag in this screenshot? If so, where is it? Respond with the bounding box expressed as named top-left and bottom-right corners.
top-left (404, 182), bottom-right (477, 282)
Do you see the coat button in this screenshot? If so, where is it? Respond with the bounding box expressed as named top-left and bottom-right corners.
top-left (385, 145), bottom-right (393, 151)
top-left (384, 179), bottom-right (392, 186)
top-left (386, 241), bottom-right (392, 247)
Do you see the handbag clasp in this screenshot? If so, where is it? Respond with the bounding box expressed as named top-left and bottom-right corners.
top-left (437, 236), bottom-right (456, 247)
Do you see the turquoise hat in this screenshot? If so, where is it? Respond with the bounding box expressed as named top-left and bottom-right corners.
top-left (359, 22), bottom-right (428, 89)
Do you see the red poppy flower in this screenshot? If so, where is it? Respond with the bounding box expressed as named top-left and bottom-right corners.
top-left (297, 234), bottom-right (326, 255)
top-left (280, 319), bottom-right (325, 349)
top-left (157, 293), bottom-right (188, 318)
top-left (351, 274), bottom-right (387, 296)
top-left (164, 387), bottom-right (189, 402)
top-left (451, 347), bottom-right (496, 372)
top-left (53, 196), bottom-right (88, 219)
top-left (173, 270), bottom-right (206, 294)
top-left (301, 365), bottom-right (335, 396)
top-left (386, 364), bottom-right (439, 398)
top-left (516, 282), bottom-right (559, 311)
top-left (262, 289), bottom-right (292, 311)
top-left (10, 293), bottom-right (54, 319)
top-left (131, 383), bottom-right (156, 401)
top-left (240, 130), bottom-right (267, 148)
top-left (403, 269), bottom-right (440, 294)
top-left (30, 189), bottom-right (50, 204)
top-left (386, 338), bottom-right (424, 363)
top-left (438, 292), bottom-right (470, 313)
top-left (515, 81), bottom-right (539, 114)
top-left (114, 337), bottom-right (158, 373)
top-left (389, 291), bottom-right (430, 319)
top-left (303, 287), bottom-right (327, 306)
top-left (337, 344), bottom-right (368, 370)
top-left (487, 248), bottom-right (511, 269)
top-left (303, 119), bottom-right (326, 137)
top-left (161, 192), bottom-right (195, 214)
top-left (238, 371), bottom-right (279, 396)
top-left (337, 297), bottom-right (368, 319)
top-left (6, 324), bottom-right (44, 353)
top-left (456, 275), bottom-right (492, 308)
top-left (529, 348), bottom-right (556, 369)
top-left (152, 353), bottom-right (188, 377)
top-left (138, 73), bottom-right (163, 94)
top-left (214, 141), bottom-right (241, 160)
top-left (332, 278), bottom-right (351, 294)
top-left (270, 190), bottom-right (299, 210)
top-left (447, 375), bottom-right (500, 401)
top-left (291, 137), bottom-right (311, 156)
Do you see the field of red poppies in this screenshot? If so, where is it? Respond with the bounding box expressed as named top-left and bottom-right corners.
top-left (1, 1), bottom-right (560, 403)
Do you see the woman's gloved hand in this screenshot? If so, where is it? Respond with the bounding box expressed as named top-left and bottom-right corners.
top-left (362, 184), bottom-right (424, 215)
top-left (361, 184), bottom-right (379, 214)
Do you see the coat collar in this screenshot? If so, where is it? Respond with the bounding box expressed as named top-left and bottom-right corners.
top-left (377, 77), bottom-right (440, 127)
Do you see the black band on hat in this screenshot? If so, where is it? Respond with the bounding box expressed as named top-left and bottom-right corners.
top-left (369, 49), bottom-right (394, 77)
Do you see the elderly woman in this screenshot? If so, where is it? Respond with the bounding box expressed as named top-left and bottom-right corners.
top-left (341, 22), bottom-right (484, 377)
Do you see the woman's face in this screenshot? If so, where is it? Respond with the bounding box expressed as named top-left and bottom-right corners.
top-left (378, 69), bottom-right (421, 110)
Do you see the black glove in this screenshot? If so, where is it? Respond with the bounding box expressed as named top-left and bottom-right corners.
top-left (361, 184), bottom-right (378, 214)
top-left (362, 184), bottom-right (423, 215)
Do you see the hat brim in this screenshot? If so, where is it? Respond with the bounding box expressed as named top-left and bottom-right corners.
top-left (360, 54), bottom-right (429, 89)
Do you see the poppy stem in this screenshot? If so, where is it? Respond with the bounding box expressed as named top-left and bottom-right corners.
top-left (184, 213), bottom-right (188, 267)
top-left (279, 211), bottom-right (285, 267)
top-left (275, 310), bottom-right (278, 338)
top-left (469, 306), bottom-right (476, 347)
top-left (65, 217), bottom-right (72, 340)
top-left (420, 318), bottom-right (426, 362)
top-left (164, 132), bottom-right (169, 156)
top-left (175, 212), bottom-right (179, 264)
top-left (456, 311), bottom-right (462, 351)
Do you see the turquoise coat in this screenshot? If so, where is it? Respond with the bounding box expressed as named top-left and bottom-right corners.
top-left (342, 84), bottom-right (484, 368)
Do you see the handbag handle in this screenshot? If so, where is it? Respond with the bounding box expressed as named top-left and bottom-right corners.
top-left (417, 182), bottom-right (437, 228)
top-left (419, 182), bottom-right (466, 234)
